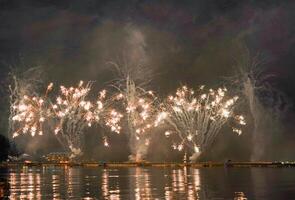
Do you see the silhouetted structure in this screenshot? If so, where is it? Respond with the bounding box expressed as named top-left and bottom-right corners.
top-left (0, 135), bottom-right (10, 162)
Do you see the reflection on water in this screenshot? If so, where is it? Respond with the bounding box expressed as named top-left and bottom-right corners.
top-left (1, 166), bottom-right (295, 199)
top-left (9, 167), bottom-right (41, 199)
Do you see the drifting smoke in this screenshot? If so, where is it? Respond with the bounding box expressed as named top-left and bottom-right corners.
top-left (110, 25), bottom-right (157, 161)
top-left (1, 0), bottom-right (294, 162)
top-left (232, 45), bottom-right (289, 161)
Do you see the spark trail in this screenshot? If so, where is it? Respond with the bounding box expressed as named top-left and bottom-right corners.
top-left (51, 81), bottom-right (123, 158)
top-left (10, 79), bottom-right (123, 158)
top-left (158, 85), bottom-right (245, 161)
top-left (114, 76), bottom-right (159, 161)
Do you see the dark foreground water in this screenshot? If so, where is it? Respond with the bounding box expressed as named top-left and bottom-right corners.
top-left (0, 166), bottom-right (295, 199)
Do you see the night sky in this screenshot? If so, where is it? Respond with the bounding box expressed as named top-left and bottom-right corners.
top-left (0, 0), bottom-right (295, 161)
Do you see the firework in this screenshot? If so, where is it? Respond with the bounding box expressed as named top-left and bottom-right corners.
top-left (51, 81), bottom-right (123, 157)
top-left (8, 67), bottom-right (45, 139)
top-left (50, 81), bottom-right (93, 156)
top-left (11, 83), bottom-right (53, 138)
top-left (114, 76), bottom-right (159, 161)
top-left (9, 77), bottom-right (123, 158)
top-left (158, 85), bottom-right (245, 161)
top-left (107, 27), bottom-right (156, 161)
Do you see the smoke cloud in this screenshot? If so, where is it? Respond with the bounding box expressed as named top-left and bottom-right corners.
top-left (0, 0), bottom-right (295, 161)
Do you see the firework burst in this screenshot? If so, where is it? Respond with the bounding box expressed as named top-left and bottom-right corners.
top-left (51, 81), bottom-right (123, 157)
top-left (10, 78), bottom-right (123, 158)
top-left (11, 83), bottom-right (53, 138)
top-left (158, 85), bottom-right (245, 161)
top-left (114, 76), bottom-right (159, 161)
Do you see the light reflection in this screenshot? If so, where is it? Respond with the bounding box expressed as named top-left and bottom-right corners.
top-left (66, 167), bottom-right (82, 199)
top-left (3, 167), bottom-right (249, 199)
top-left (165, 167), bottom-right (200, 199)
top-left (52, 174), bottom-right (60, 200)
top-left (129, 168), bottom-right (153, 200)
top-left (189, 168), bottom-right (201, 200)
top-left (101, 169), bottom-right (109, 198)
top-left (9, 168), bottom-right (41, 200)
top-left (101, 169), bottom-right (121, 200)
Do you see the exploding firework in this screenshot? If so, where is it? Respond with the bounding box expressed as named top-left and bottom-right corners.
top-left (50, 81), bottom-right (94, 157)
top-left (8, 67), bottom-right (45, 140)
top-left (158, 85), bottom-right (246, 161)
top-left (51, 81), bottom-right (123, 158)
top-left (10, 77), bottom-right (123, 158)
top-left (11, 83), bottom-right (53, 138)
top-left (105, 25), bottom-right (160, 161)
top-left (113, 76), bottom-right (159, 161)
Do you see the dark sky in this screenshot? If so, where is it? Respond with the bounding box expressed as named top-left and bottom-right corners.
top-left (0, 0), bottom-right (295, 161)
top-left (0, 0), bottom-right (294, 90)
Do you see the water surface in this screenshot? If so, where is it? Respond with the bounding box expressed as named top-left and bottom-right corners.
top-left (1, 166), bottom-right (295, 199)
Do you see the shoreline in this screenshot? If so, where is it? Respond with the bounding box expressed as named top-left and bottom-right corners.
top-left (1, 161), bottom-right (295, 168)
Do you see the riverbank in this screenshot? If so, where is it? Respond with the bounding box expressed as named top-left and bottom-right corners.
top-left (1, 161), bottom-right (295, 168)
